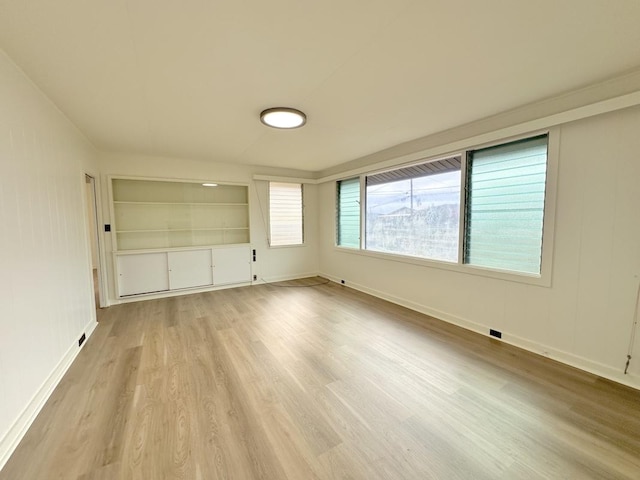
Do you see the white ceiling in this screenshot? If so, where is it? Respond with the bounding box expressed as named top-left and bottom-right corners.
top-left (1, 0), bottom-right (639, 172)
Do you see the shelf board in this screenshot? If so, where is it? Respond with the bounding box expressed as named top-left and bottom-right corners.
top-left (114, 243), bottom-right (251, 255)
top-left (113, 201), bottom-right (248, 206)
top-left (117, 227), bottom-right (249, 233)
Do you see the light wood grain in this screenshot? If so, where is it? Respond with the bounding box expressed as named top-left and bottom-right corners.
top-left (2, 278), bottom-right (639, 479)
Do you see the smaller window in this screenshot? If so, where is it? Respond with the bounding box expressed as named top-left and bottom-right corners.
top-left (337, 178), bottom-right (360, 248)
top-left (464, 135), bottom-right (548, 274)
top-left (269, 182), bottom-right (303, 246)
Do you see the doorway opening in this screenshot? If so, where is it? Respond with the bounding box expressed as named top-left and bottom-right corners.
top-left (85, 174), bottom-right (103, 311)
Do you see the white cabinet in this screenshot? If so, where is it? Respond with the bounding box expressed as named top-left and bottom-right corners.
top-left (213, 245), bottom-right (252, 285)
top-left (117, 252), bottom-right (170, 296)
top-left (168, 249), bottom-right (213, 290)
top-left (115, 246), bottom-right (251, 298)
top-left (110, 176), bottom-right (253, 299)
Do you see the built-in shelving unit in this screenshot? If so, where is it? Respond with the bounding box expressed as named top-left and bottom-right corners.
top-left (110, 177), bottom-right (252, 298)
top-left (111, 178), bottom-right (250, 250)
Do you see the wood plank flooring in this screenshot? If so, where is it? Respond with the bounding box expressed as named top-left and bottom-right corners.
top-left (2, 277), bottom-right (639, 479)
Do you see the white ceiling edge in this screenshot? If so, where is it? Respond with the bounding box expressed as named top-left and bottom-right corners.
top-left (0, 47), bottom-right (98, 153)
top-left (316, 90), bottom-right (640, 185)
top-left (315, 68), bottom-right (640, 183)
top-left (87, 66), bottom-right (640, 184)
top-left (252, 175), bottom-right (318, 184)
top-left (253, 84), bottom-right (640, 186)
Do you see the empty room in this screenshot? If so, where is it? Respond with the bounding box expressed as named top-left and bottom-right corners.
top-left (1, 1), bottom-right (640, 479)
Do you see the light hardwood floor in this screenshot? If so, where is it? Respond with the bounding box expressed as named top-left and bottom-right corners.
top-left (2, 278), bottom-right (639, 479)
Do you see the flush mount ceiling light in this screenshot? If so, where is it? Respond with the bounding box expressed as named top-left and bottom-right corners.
top-left (260, 107), bottom-right (306, 129)
top-left (202, 183), bottom-right (218, 187)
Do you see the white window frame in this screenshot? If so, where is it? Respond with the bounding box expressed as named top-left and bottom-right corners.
top-left (334, 129), bottom-right (559, 287)
top-left (268, 182), bottom-right (304, 247)
top-left (336, 177), bottom-right (362, 249)
top-left (362, 156), bottom-right (463, 263)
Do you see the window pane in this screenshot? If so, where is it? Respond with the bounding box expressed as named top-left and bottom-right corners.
top-left (465, 135), bottom-right (548, 274)
top-left (269, 182), bottom-right (303, 246)
top-left (337, 178), bottom-right (360, 248)
top-left (365, 158), bottom-right (461, 262)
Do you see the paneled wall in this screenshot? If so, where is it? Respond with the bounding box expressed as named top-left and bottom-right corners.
top-left (318, 106), bottom-right (640, 389)
top-left (0, 50), bottom-right (98, 466)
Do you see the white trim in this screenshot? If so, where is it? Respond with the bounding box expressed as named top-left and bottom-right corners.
top-left (267, 243), bottom-right (307, 250)
top-left (457, 153), bottom-right (467, 263)
top-left (253, 174), bottom-right (318, 184)
top-left (320, 274), bottom-right (639, 391)
top-left (93, 175), bottom-right (108, 309)
top-left (0, 320), bottom-right (97, 471)
top-left (330, 129), bottom-right (558, 287)
top-left (332, 240), bottom-right (548, 287)
top-left (112, 280), bottom-right (253, 304)
top-left (539, 128), bottom-right (560, 284)
top-left (504, 332), bottom-right (640, 391)
top-left (83, 173), bottom-right (107, 310)
top-left (317, 90), bottom-right (640, 184)
top-left (268, 181), bottom-right (305, 247)
top-left (113, 243), bottom-right (251, 256)
top-left (109, 173), bottom-right (250, 187)
top-left (258, 272), bottom-right (320, 284)
top-left (321, 273), bottom-right (489, 334)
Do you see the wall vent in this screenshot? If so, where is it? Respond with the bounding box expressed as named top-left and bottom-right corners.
top-left (489, 329), bottom-right (502, 339)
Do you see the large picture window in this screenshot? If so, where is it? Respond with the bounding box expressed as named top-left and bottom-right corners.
top-left (269, 182), bottom-right (303, 246)
top-left (365, 157), bottom-right (461, 262)
top-left (336, 133), bottom-right (550, 277)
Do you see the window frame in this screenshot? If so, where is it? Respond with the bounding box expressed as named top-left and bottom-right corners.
top-left (268, 181), bottom-right (304, 248)
top-left (334, 129), bottom-right (558, 286)
top-left (336, 177), bottom-right (361, 248)
top-left (463, 134), bottom-right (550, 275)
top-left (363, 156), bottom-right (463, 262)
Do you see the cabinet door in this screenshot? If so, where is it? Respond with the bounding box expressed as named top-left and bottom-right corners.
top-left (168, 249), bottom-right (214, 290)
top-left (213, 246), bottom-right (251, 286)
top-left (117, 253), bottom-right (169, 296)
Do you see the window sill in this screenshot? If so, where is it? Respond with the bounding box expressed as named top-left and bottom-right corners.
top-left (269, 243), bottom-right (307, 250)
top-left (333, 246), bottom-right (551, 287)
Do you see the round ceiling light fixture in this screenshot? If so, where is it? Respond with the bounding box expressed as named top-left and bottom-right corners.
top-left (260, 107), bottom-right (306, 129)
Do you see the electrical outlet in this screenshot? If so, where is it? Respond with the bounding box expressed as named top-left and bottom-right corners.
top-left (253, 275), bottom-right (257, 281)
top-left (489, 329), bottom-right (502, 339)
top-left (78, 333), bottom-right (86, 347)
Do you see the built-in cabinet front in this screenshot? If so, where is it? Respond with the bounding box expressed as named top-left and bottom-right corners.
top-left (168, 249), bottom-right (213, 290)
top-left (117, 252), bottom-right (170, 296)
top-left (116, 245), bottom-right (251, 297)
top-left (111, 177), bottom-right (252, 299)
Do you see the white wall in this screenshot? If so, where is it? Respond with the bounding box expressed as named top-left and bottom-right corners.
top-left (318, 106), bottom-right (640, 389)
top-left (98, 153), bottom-right (319, 304)
top-left (0, 50), bottom-right (99, 467)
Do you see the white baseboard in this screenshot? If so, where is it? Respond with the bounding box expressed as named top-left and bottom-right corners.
top-left (108, 273), bottom-right (323, 305)
top-left (111, 281), bottom-right (254, 304)
top-left (504, 332), bottom-right (639, 390)
top-left (0, 319), bottom-right (97, 471)
top-left (259, 272), bottom-right (320, 284)
top-left (321, 274), bottom-right (640, 391)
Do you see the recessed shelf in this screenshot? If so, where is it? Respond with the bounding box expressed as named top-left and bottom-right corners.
top-left (111, 178), bottom-right (250, 251)
top-left (113, 201), bottom-right (249, 206)
top-left (117, 227), bottom-right (250, 233)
